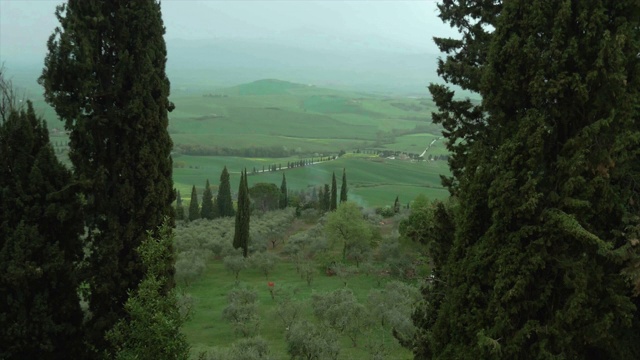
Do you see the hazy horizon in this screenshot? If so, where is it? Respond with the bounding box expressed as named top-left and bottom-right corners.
top-left (0, 0), bottom-right (460, 94)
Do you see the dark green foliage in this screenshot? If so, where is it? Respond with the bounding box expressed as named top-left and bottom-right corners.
top-left (323, 184), bottom-right (331, 212)
top-left (340, 168), bottom-right (347, 203)
top-left (106, 221), bottom-right (190, 360)
top-left (175, 189), bottom-right (185, 221)
top-left (40, 0), bottom-right (175, 351)
top-left (393, 196), bottom-right (400, 214)
top-left (249, 182), bottom-right (280, 212)
top-left (217, 166), bottom-right (235, 217)
top-left (316, 186), bottom-right (324, 210)
top-left (234, 169), bottom-right (251, 257)
top-left (413, 1), bottom-right (640, 359)
top-left (279, 173), bottom-right (288, 209)
top-left (201, 179), bottom-right (215, 220)
top-left (330, 172), bottom-right (337, 211)
top-left (427, 0), bottom-right (499, 195)
top-left (0, 102), bottom-right (85, 359)
top-left (188, 185), bottom-right (200, 221)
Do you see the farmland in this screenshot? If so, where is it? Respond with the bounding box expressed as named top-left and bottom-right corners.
top-left (46, 78), bottom-right (451, 207)
top-left (166, 79), bottom-right (450, 207)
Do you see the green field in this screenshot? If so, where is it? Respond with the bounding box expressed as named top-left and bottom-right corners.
top-left (38, 78), bottom-right (451, 208)
top-left (168, 80), bottom-right (438, 151)
top-left (164, 79), bottom-right (451, 207)
top-left (174, 154), bottom-right (449, 208)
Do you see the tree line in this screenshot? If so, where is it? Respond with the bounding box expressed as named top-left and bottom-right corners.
top-left (180, 167), bottom-right (348, 219)
top-left (175, 143), bottom-right (310, 158)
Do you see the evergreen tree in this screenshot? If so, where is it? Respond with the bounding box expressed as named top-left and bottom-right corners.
top-left (413, 1), bottom-right (640, 359)
top-left (0, 102), bottom-right (85, 358)
top-left (330, 172), bottom-right (337, 211)
top-left (106, 221), bottom-right (190, 360)
top-left (217, 166), bottom-right (235, 217)
top-left (234, 169), bottom-right (251, 257)
top-left (40, 0), bottom-right (175, 351)
top-left (188, 185), bottom-right (200, 221)
top-left (175, 189), bottom-right (185, 221)
top-left (340, 168), bottom-right (348, 203)
top-left (323, 184), bottom-right (331, 212)
top-left (317, 186), bottom-right (325, 211)
top-left (200, 179), bottom-right (215, 220)
top-left (280, 173), bottom-right (288, 209)
top-left (393, 196), bottom-right (400, 214)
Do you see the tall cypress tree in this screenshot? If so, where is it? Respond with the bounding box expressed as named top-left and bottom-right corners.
top-left (330, 172), bottom-right (337, 211)
top-left (413, 1), bottom-right (640, 358)
top-left (323, 184), bottom-right (331, 212)
top-left (217, 166), bottom-right (235, 217)
top-left (200, 179), bottom-right (214, 220)
top-left (175, 189), bottom-right (185, 221)
top-left (0, 102), bottom-right (85, 358)
top-left (234, 169), bottom-right (250, 257)
top-left (316, 186), bottom-right (324, 210)
top-left (280, 173), bottom-right (288, 209)
top-left (40, 0), bottom-right (175, 351)
top-left (340, 168), bottom-right (347, 203)
top-left (188, 185), bottom-right (200, 222)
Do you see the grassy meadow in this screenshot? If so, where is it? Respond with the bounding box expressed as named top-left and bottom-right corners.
top-left (40, 78), bottom-right (451, 207)
top-left (165, 79), bottom-right (450, 207)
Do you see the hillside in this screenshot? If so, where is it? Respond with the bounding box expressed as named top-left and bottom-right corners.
top-left (43, 78), bottom-right (450, 207)
top-left (161, 79), bottom-right (450, 207)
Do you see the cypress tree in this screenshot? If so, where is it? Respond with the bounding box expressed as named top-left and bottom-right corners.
top-left (330, 172), bottom-right (337, 211)
top-left (217, 166), bottom-right (235, 217)
top-left (234, 169), bottom-right (251, 257)
top-left (40, 0), bottom-right (176, 351)
top-left (323, 184), bottom-right (331, 212)
top-left (175, 189), bottom-right (185, 221)
top-left (188, 185), bottom-right (200, 221)
top-left (0, 102), bottom-right (85, 358)
top-left (413, 1), bottom-right (640, 359)
top-left (340, 168), bottom-right (347, 203)
top-left (317, 186), bottom-right (325, 211)
top-left (200, 179), bottom-right (215, 220)
top-left (280, 173), bottom-right (288, 209)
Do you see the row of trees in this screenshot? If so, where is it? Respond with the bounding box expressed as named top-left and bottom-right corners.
top-left (174, 143), bottom-right (296, 158)
top-left (249, 156), bottom-right (337, 174)
top-left (289, 169), bottom-right (348, 214)
top-left (405, 1), bottom-right (640, 359)
top-left (177, 166), bottom-right (235, 221)
top-left (1, 1), bottom-right (188, 358)
top-left (181, 167), bottom-right (349, 220)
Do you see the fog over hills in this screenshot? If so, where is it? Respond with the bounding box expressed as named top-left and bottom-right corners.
top-left (165, 37), bottom-right (440, 95)
top-left (1, 0), bottom-right (455, 97)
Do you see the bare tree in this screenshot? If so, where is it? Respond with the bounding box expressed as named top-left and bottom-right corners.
top-left (0, 64), bottom-right (26, 122)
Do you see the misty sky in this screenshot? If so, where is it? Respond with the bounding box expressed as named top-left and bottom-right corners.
top-left (0, 0), bottom-right (457, 66)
